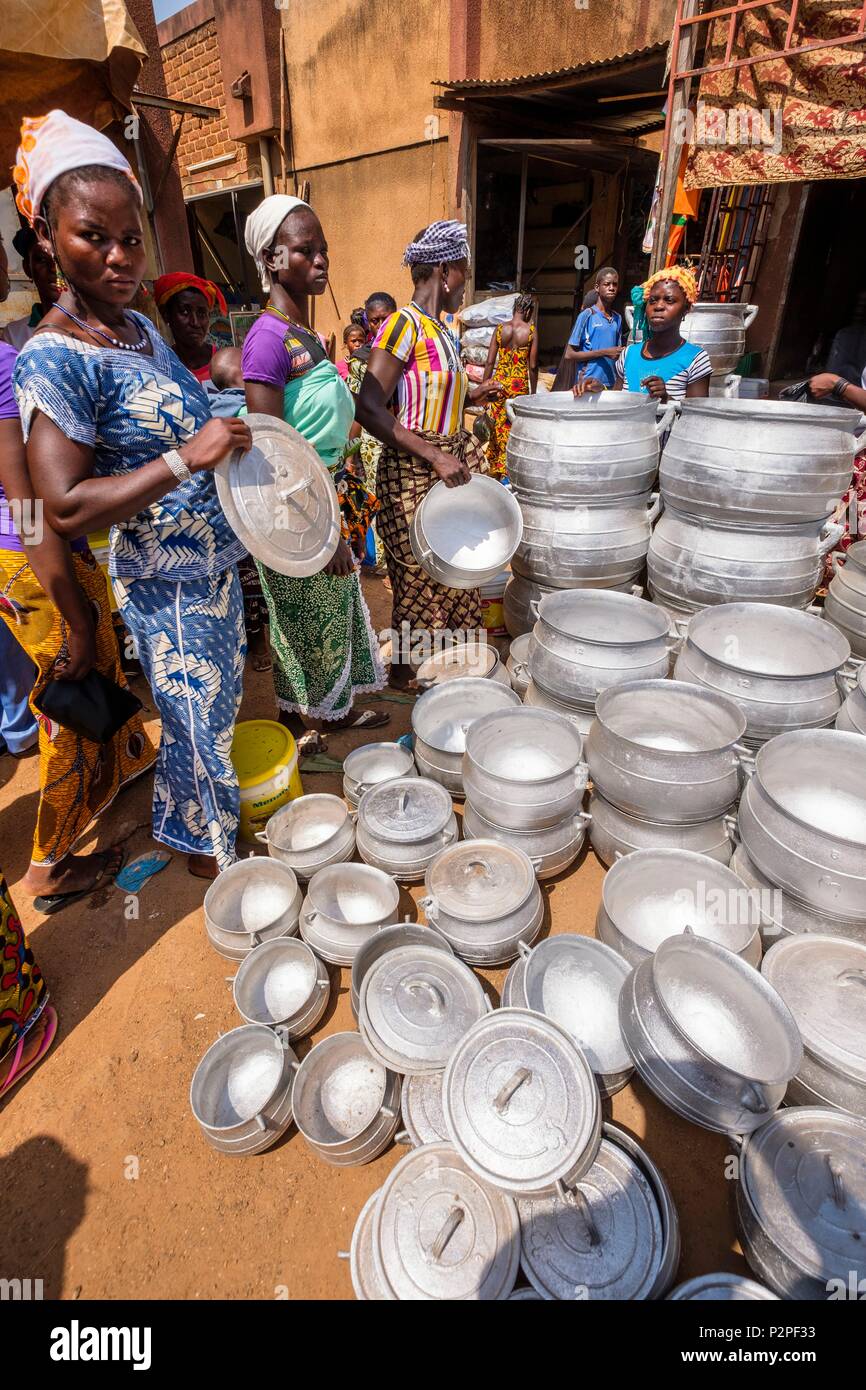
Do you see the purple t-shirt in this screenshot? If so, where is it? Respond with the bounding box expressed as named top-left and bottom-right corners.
top-left (241, 310), bottom-right (327, 387)
top-left (0, 340), bottom-right (86, 553)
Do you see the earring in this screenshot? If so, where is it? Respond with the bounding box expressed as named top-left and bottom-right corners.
top-left (55, 264), bottom-right (68, 292)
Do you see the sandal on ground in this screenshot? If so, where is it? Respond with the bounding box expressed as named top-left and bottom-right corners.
top-left (337, 709), bottom-right (391, 731)
top-left (33, 846), bottom-right (127, 916)
top-left (0, 1006), bottom-right (58, 1099)
top-left (297, 730), bottom-right (329, 757)
top-left (251, 653), bottom-right (273, 672)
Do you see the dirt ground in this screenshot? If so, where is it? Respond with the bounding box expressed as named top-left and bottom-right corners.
top-left (0, 572), bottom-right (749, 1300)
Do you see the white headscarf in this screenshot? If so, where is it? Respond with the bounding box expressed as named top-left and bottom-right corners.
top-left (14, 110), bottom-right (142, 226)
top-left (244, 194), bottom-right (311, 291)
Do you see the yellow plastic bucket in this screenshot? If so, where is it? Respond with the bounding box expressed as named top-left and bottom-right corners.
top-left (480, 570), bottom-right (509, 637)
top-left (87, 527), bottom-right (118, 613)
top-left (231, 719), bottom-right (304, 843)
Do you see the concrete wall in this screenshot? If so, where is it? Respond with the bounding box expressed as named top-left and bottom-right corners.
top-left (475, 0), bottom-right (677, 77)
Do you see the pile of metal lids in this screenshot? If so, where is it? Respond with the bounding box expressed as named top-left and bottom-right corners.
top-left (355, 777), bottom-right (458, 881)
top-left (420, 840), bottom-right (544, 965)
top-left (357, 944), bottom-right (490, 1074)
top-left (761, 935), bottom-right (866, 1117)
top-left (736, 1108), bottom-right (866, 1299)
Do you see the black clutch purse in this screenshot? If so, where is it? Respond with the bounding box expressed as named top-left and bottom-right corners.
top-left (34, 668), bottom-right (142, 744)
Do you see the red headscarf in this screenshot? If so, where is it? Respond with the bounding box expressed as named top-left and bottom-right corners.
top-left (153, 273), bottom-right (227, 316)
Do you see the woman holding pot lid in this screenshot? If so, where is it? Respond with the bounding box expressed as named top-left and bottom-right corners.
top-left (356, 221), bottom-right (503, 690)
top-left (242, 194), bottom-right (387, 734)
top-left (11, 111), bottom-right (252, 880)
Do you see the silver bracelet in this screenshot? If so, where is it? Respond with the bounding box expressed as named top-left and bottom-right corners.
top-left (163, 448), bottom-right (192, 485)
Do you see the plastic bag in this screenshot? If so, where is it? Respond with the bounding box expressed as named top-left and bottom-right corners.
top-left (459, 294), bottom-right (517, 329)
top-left (462, 325), bottom-right (495, 349)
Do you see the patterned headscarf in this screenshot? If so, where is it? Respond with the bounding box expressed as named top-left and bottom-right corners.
top-left (641, 265), bottom-right (699, 305)
top-left (153, 273), bottom-right (227, 317)
top-left (13, 110), bottom-right (141, 225)
top-left (402, 220), bottom-right (471, 268)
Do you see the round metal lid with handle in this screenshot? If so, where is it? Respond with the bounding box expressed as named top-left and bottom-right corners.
top-left (523, 935), bottom-right (632, 1079)
top-left (401, 1072), bottom-right (449, 1147)
top-left (425, 840), bottom-right (537, 922)
top-left (215, 414), bottom-right (340, 576)
top-left (442, 1008), bottom-right (601, 1195)
top-left (371, 1142), bottom-right (520, 1300)
top-left (516, 1136), bottom-right (666, 1300)
top-left (668, 1273), bottom-right (779, 1301)
top-left (359, 945), bottom-right (489, 1074)
top-left (740, 1107), bottom-right (866, 1292)
top-left (358, 777), bottom-right (454, 844)
top-left (761, 936), bottom-right (866, 1084)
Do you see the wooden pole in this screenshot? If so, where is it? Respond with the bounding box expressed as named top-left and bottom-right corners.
top-left (515, 153), bottom-right (528, 289)
top-left (650, 0), bottom-right (701, 275)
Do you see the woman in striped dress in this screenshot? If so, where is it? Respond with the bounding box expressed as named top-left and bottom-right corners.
top-left (356, 221), bottom-right (501, 688)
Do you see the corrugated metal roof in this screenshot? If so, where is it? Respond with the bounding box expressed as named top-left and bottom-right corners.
top-left (432, 43), bottom-right (668, 93)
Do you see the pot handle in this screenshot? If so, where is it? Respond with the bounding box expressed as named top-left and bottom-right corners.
top-left (530, 857), bottom-right (544, 872)
top-left (830, 549), bottom-right (847, 575)
top-left (738, 1082), bottom-right (770, 1116)
top-left (574, 762), bottom-right (590, 790)
top-left (724, 812), bottom-right (741, 843)
top-left (818, 521), bottom-right (845, 557)
top-left (654, 400), bottom-right (678, 438)
top-left (252, 1112), bottom-right (270, 1134)
top-left (733, 743), bottom-right (756, 780)
top-left (395, 1129), bottom-right (413, 1147)
top-left (529, 598), bottom-right (541, 620)
top-left (646, 491), bottom-right (661, 526)
top-left (380, 1104), bottom-right (399, 1121)
top-left (255, 830), bottom-right (269, 844)
top-left (517, 939), bottom-right (534, 959)
top-left (630, 584), bottom-right (644, 598)
top-left (743, 303), bottom-right (759, 329)
top-left (493, 1066), bottom-right (532, 1113)
top-left (825, 1154), bottom-right (847, 1210)
top-left (431, 1206), bottom-right (465, 1261)
top-left (506, 399), bottom-right (516, 424)
top-left (405, 977), bottom-right (445, 1017)
top-left (304, 908), bottom-right (318, 924)
top-left (574, 810), bottom-right (593, 830)
top-left (839, 968), bottom-right (866, 991)
top-left (836, 661), bottom-right (859, 697)
top-left (419, 894), bottom-right (438, 922)
top-left (555, 1182), bottom-right (601, 1246)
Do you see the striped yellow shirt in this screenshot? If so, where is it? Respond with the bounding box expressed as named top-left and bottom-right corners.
top-left (373, 302), bottom-right (467, 436)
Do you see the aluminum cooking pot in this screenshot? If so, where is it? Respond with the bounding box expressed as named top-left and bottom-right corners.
top-left (506, 633), bottom-right (532, 697)
top-left (350, 920), bottom-right (453, 1020)
top-left (825, 541), bottom-right (866, 658)
top-left (674, 602), bottom-right (853, 743)
top-left (462, 707), bottom-right (588, 831)
top-left (299, 862), bottom-right (400, 965)
top-left (619, 933), bottom-right (802, 1136)
top-left (356, 776), bottom-right (459, 880)
top-left (736, 1107), bottom-right (866, 1299)
top-left (761, 935), bottom-right (866, 1118)
top-left (420, 840), bottom-right (544, 966)
top-left (522, 679), bottom-right (596, 733)
top-left (729, 845), bottom-right (866, 949)
top-left (203, 858), bottom-right (303, 962)
top-left (504, 388), bottom-right (669, 501)
top-left (189, 1023), bottom-right (298, 1156)
top-left (342, 741), bottom-right (416, 808)
top-left (680, 301), bottom-right (759, 375)
top-left (410, 474), bottom-right (523, 589)
top-left (358, 943), bottom-right (490, 1075)
top-left (586, 679), bottom-right (748, 824)
top-left (598, 849), bottom-right (762, 968)
top-left (586, 790), bottom-right (737, 868)
top-left (504, 572), bottom-right (643, 639)
top-left (649, 508), bottom-right (843, 612)
top-left (661, 397), bottom-right (861, 527)
top-left (462, 799), bottom-right (590, 880)
top-left (415, 640), bottom-right (511, 689)
top-left (529, 589), bottom-right (675, 706)
top-left (668, 1274), bottom-right (778, 1301)
top-left (512, 493), bottom-right (659, 591)
top-left (835, 657), bottom-right (866, 734)
top-left (411, 677), bottom-right (521, 795)
top-left (737, 729), bottom-right (866, 920)
top-left (256, 793), bottom-right (355, 879)
top-left (232, 936), bottom-right (329, 1037)
top-left (292, 1031), bottom-right (401, 1167)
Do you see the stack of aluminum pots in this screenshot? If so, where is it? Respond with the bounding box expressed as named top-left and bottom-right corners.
top-left (502, 390), bottom-right (670, 637)
top-left (651, 396), bottom-right (861, 617)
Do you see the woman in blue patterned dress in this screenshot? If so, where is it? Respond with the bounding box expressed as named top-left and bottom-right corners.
top-left (12, 111), bottom-right (252, 879)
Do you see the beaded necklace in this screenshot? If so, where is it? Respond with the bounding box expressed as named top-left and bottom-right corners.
top-left (54, 301), bottom-right (149, 352)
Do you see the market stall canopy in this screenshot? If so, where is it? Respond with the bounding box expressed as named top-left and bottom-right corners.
top-left (0, 0), bottom-right (146, 183)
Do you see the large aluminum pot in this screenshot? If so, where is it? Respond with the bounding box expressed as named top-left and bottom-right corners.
top-left (410, 474), bottom-right (523, 589)
top-left (661, 397), bottom-right (862, 527)
top-left (356, 777), bottom-right (459, 881)
top-left (825, 540), bottom-right (866, 658)
top-left (836, 661), bottom-right (866, 734)
top-left (681, 301), bottom-right (759, 375)
top-left (292, 1031), bottom-right (400, 1167)
top-left (350, 920), bottom-right (453, 1020)
top-left (619, 934), bottom-right (802, 1136)
top-left (255, 793), bottom-right (355, 880)
top-left (586, 679), bottom-right (748, 823)
top-left (203, 858), bottom-right (303, 962)
top-left (420, 840), bottom-right (544, 966)
top-left (648, 508), bottom-right (843, 612)
top-left (587, 790), bottom-right (736, 868)
top-left (462, 799), bottom-right (590, 880)
top-left (597, 849), bottom-right (762, 969)
top-left (232, 936), bottom-right (330, 1037)
top-left (504, 571), bottom-right (642, 639)
top-left (189, 1024), bottom-right (298, 1156)
top-left (523, 679), bottom-right (596, 733)
top-left (411, 676), bottom-right (521, 795)
top-left (506, 633), bottom-right (532, 696)
top-left (529, 588), bottom-right (676, 705)
top-left (299, 863), bottom-right (400, 965)
top-left (342, 742), bottom-right (416, 809)
top-left (504, 388), bottom-right (669, 501)
top-left (730, 844), bottom-right (866, 949)
top-left (513, 494), bottom-right (659, 590)
top-left (462, 707), bottom-right (588, 831)
top-left (737, 729), bottom-right (866, 921)
top-left (674, 602), bottom-right (853, 743)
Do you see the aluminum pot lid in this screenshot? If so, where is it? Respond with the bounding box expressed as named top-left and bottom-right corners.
top-left (349, 1189), bottom-right (391, 1301)
top-left (426, 840), bottom-right (536, 922)
top-left (359, 777), bottom-right (453, 843)
top-left (740, 1108), bottom-right (866, 1284)
top-left (401, 1072), bottom-right (449, 1146)
top-left (524, 935), bottom-right (631, 1077)
top-left (215, 414), bottom-right (340, 577)
top-left (761, 936), bottom-right (866, 1084)
top-left (517, 1137), bottom-right (665, 1300)
top-left (360, 945), bottom-right (488, 1072)
top-left (442, 1008), bottom-right (601, 1193)
top-left (668, 1273), bottom-right (779, 1301)
top-left (371, 1142), bottom-right (520, 1300)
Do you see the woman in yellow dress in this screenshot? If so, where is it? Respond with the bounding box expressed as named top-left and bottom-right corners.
top-left (482, 293), bottom-right (538, 480)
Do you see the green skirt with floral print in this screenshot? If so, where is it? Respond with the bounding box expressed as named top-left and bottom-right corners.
top-left (256, 565), bottom-right (385, 720)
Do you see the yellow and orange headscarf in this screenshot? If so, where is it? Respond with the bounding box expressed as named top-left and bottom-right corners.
top-left (641, 265), bottom-right (699, 306)
top-left (153, 273), bottom-right (227, 317)
top-left (13, 111), bottom-right (142, 226)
